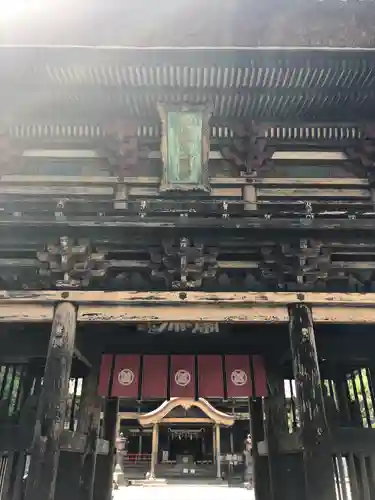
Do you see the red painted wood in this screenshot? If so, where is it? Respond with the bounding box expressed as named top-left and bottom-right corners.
top-left (170, 355), bottom-right (195, 398)
top-left (198, 355), bottom-right (224, 398)
top-left (111, 355), bottom-right (140, 398)
top-left (142, 355), bottom-right (168, 399)
top-left (225, 355), bottom-right (252, 398)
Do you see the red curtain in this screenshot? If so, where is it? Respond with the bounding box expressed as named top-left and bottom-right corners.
top-left (198, 355), bottom-right (224, 398)
top-left (252, 355), bottom-right (267, 397)
top-left (225, 355), bottom-right (253, 398)
top-left (170, 355), bottom-right (195, 398)
top-left (98, 354), bottom-right (113, 397)
top-left (142, 355), bottom-right (168, 399)
top-left (111, 355), bottom-right (140, 398)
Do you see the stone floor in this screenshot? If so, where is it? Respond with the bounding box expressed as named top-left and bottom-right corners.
top-left (113, 484), bottom-right (255, 500)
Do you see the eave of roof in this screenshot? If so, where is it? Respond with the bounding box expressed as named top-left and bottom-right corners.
top-left (0, 46), bottom-right (374, 123)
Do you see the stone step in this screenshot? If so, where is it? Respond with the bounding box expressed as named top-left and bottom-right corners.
top-left (131, 478), bottom-right (168, 487)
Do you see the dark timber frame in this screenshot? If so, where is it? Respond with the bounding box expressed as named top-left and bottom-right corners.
top-left (0, 292), bottom-right (374, 499)
top-left (2, 10), bottom-right (375, 496)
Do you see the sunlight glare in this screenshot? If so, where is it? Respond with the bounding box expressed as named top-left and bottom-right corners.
top-left (0, 0), bottom-right (43, 22)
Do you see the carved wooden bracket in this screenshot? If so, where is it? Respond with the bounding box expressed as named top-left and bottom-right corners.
top-left (150, 238), bottom-right (217, 289)
top-left (100, 122), bottom-right (139, 177)
top-left (37, 237), bottom-right (107, 288)
top-left (220, 122), bottom-right (274, 176)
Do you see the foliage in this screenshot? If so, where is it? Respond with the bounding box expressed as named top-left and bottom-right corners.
top-left (347, 368), bottom-right (375, 428)
top-left (0, 365), bottom-right (22, 418)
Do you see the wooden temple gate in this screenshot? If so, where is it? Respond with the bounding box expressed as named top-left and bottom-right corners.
top-left (0, 294), bottom-right (374, 499)
top-left (2, 0), bottom-right (375, 499)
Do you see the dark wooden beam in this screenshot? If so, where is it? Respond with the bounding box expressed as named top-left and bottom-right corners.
top-left (2, 214), bottom-right (375, 231)
top-left (24, 302), bottom-right (77, 500)
top-left (288, 303), bottom-right (336, 500)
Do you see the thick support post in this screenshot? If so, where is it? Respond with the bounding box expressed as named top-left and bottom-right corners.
top-left (215, 424), bottom-right (221, 479)
top-left (94, 398), bottom-right (118, 500)
top-left (249, 398), bottom-right (270, 500)
top-left (264, 368), bottom-right (285, 500)
top-left (78, 368), bottom-right (102, 500)
top-left (24, 302), bottom-right (77, 500)
top-left (264, 364), bottom-right (303, 500)
top-left (149, 423), bottom-right (159, 479)
top-left (288, 303), bottom-right (336, 500)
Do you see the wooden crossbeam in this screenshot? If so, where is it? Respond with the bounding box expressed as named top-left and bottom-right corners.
top-left (0, 217), bottom-right (373, 230)
top-left (0, 290), bottom-right (374, 304)
top-left (0, 291), bottom-right (373, 323)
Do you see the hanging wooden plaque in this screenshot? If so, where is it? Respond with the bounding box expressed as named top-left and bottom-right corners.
top-left (157, 103), bottom-right (211, 192)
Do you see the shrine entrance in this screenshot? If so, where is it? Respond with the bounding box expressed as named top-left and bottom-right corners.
top-left (167, 427), bottom-right (209, 463)
top-left (138, 398), bottom-right (235, 479)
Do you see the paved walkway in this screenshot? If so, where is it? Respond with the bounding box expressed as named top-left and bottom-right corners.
top-left (113, 484), bottom-right (255, 500)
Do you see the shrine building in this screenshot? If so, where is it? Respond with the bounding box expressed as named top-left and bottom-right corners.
top-left (1, 1), bottom-right (375, 500)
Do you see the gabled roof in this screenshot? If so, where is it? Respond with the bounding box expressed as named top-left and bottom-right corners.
top-left (138, 398), bottom-right (235, 427)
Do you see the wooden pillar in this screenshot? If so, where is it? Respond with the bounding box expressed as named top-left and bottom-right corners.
top-left (288, 303), bottom-right (336, 500)
top-left (215, 424), bottom-right (221, 479)
top-left (94, 398), bottom-right (118, 500)
top-left (78, 367), bottom-right (102, 500)
top-left (249, 398), bottom-right (271, 500)
top-left (229, 428), bottom-right (234, 454)
top-left (264, 364), bottom-right (304, 500)
top-left (212, 425), bottom-right (216, 464)
top-left (150, 423), bottom-right (159, 479)
top-left (138, 433), bottom-right (143, 455)
top-left (24, 302), bottom-right (77, 500)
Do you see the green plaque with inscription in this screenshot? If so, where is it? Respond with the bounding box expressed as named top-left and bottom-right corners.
top-left (158, 104), bottom-right (211, 192)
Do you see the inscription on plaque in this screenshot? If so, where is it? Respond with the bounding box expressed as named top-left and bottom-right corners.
top-left (167, 111), bottom-right (203, 184)
top-left (138, 322), bottom-right (220, 334)
top-left (158, 103), bottom-right (211, 192)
